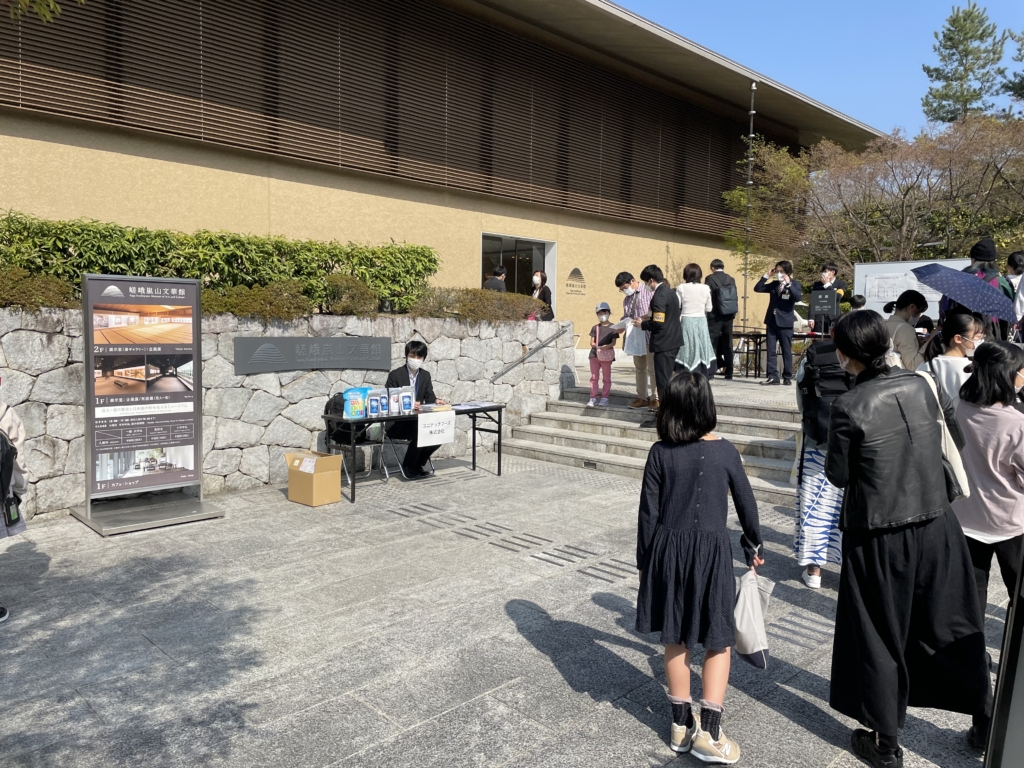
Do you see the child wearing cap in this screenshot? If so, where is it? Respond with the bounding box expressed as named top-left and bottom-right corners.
top-left (589, 302), bottom-right (620, 407)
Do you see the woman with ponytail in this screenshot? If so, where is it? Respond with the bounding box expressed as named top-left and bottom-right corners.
top-left (953, 341), bottom-right (1024, 638)
top-left (824, 310), bottom-right (992, 765)
top-left (917, 313), bottom-right (986, 410)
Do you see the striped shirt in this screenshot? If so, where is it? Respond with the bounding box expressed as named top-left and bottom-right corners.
top-left (623, 285), bottom-right (654, 348)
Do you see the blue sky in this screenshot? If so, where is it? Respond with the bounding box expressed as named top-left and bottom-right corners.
top-left (617, 0), bottom-right (1024, 135)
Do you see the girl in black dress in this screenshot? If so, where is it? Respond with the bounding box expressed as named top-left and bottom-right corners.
top-left (636, 370), bottom-right (763, 764)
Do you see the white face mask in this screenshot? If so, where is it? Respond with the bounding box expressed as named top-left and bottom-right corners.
top-left (621, 286), bottom-right (635, 297)
top-left (598, 313), bottom-right (610, 322)
top-left (821, 273), bottom-right (833, 284)
top-left (776, 272), bottom-right (786, 281)
top-left (407, 357), bottom-right (424, 371)
top-left (1016, 371), bottom-right (1024, 393)
top-left (836, 351), bottom-right (851, 373)
top-left (963, 338), bottom-right (984, 358)
top-left (532, 275), bottom-right (541, 286)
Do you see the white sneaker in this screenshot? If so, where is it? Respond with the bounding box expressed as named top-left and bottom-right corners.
top-left (587, 398), bottom-right (597, 407)
top-left (802, 569), bottom-right (822, 589)
top-left (598, 398), bottom-right (610, 407)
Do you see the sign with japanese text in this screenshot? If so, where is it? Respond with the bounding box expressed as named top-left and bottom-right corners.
top-left (416, 411), bottom-right (456, 448)
top-left (232, 336), bottom-right (392, 375)
top-left (84, 275), bottom-right (202, 499)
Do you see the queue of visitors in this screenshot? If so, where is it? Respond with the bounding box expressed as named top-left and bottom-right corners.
top-left (629, 243), bottom-right (1023, 766)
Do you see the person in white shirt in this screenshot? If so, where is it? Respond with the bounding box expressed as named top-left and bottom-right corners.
top-left (916, 312), bottom-right (986, 411)
top-left (674, 263), bottom-right (716, 379)
top-left (883, 290), bottom-right (928, 372)
top-left (1008, 251), bottom-right (1023, 340)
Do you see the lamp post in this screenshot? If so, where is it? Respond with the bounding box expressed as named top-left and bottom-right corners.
top-left (742, 81), bottom-right (757, 330)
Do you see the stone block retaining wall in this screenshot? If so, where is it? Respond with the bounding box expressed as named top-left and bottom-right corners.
top-left (0, 309), bottom-right (574, 519)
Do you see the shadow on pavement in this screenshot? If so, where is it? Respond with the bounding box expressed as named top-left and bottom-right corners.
top-left (0, 535), bottom-right (265, 765)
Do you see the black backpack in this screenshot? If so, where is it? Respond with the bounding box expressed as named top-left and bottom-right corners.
top-left (0, 428), bottom-right (21, 527)
top-left (799, 341), bottom-right (852, 445)
top-left (713, 281), bottom-right (739, 316)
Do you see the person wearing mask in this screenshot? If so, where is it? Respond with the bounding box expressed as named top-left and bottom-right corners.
top-left (634, 265), bottom-right (682, 429)
top-left (588, 302), bottom-right (620, 407)
top-left (959, 238), bottom-right (1015, 340)
top-left (825, 310), bottom-right (992, 764)
top-left (384, 341), bottom-right (445, 479)
top-left (1008, 251), bottom-right (1024, 341)
top-left (848, 295), bottom-right (867, 311)
top-left (883, 290), bottom-right (928, 372)
top-left (705, 259), bottom-right (738, 379)
top-left (0, 384), bottom-right (29, 624)
top-left (810, 263), bottom-right (848, 335)
top-left (674, 263), bottom-right (716, 379)
top-left (616, 271), bottom-right (656, 410)
top-left (531, 270), bottom-right (554, 321)
top-left (918, 313), bottom-right (986, 411)
top-left (635, 370), bottom-right (763, 763)
top-left (483, 265), bottom-right (507, 292)
top-left (793, 339), bottom-right (852, 589)
top-left (953, 342), bottom-right (1024, 640)
top-left (753, 260), bottom-right (802, 386)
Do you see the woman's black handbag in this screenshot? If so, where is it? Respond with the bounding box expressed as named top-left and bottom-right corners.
top-left (942, 457), bottom-right (965, 504)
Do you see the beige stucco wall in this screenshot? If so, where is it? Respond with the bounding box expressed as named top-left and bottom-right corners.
top-left (0, 108), bottom-right (769, 342)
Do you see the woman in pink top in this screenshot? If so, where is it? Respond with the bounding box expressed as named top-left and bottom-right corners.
top-left (953, 341), bottom-right (1024, 620)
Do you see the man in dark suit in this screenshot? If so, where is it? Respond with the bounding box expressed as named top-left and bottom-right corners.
top-left (809, 262), bottom-right (847, 336)
top-left (483, 265), bottom-right (508, 292)
top-left (385, 340), bottom-right (445, 479)
top-left (705, 259), bottom-right (738, 379)
top-left (634, 264), bottom-right (682, 427)
top-left (754, 260), bottom-right (802, 386)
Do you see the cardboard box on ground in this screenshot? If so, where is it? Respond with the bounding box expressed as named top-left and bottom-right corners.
top-left (285, 451), bottom-right (344, 506)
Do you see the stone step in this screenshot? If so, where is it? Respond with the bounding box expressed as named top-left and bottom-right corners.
top-left (502, 438), bottom-right (798, 506)
top-left (561, 386), bottom-right (801, 423)
top-left (544, 400), bottom-right (800, 441)
top-left (527, 412), bottom-right (797, 461)
top-left (511, 425), bottom-right (792, 481)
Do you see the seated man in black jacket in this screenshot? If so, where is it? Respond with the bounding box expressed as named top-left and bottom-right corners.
top-left (385, 340), bottom-right (445, 479)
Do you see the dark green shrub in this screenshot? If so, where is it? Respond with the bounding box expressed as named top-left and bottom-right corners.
top-left (202, 280), bottom-right (311, 322)
top-left (323, 274), bottom-right (378, 317)
top-left (0, 210), bottom-right (439, 310)
top-left (409, 287), bottom-right (546, 323)
top-left (0, 266), bottom-right (77, 311)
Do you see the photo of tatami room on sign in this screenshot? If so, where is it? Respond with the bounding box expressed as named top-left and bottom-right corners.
top-left (93, 355), bottom-right (146, 395)
top-left (145, 354), bottom-right (194, 393)
top-left (93, 304), bottom-right (192, 345)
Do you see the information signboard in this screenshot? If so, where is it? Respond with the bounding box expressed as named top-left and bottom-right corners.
top-left (810, 289), bottom-right (838, 319)
top-left (73, 275), bottom-right (218, 535)
top-left (417, 411), bottom-right (456, 448)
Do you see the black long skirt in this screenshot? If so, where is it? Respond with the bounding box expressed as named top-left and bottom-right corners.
top-left (830, 510), bottom-right (991, 736)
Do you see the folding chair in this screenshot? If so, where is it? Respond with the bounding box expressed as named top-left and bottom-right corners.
top-left (379, 433), bottom-right (436, 481)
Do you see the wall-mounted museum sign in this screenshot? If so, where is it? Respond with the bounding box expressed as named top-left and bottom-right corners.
top-left (233, 336), bottom-right (392, 375)
top-left (72, 275), bottom-right (221, 536)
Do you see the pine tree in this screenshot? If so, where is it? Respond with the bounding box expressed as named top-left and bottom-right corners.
top-left (922, 2), bottom-right (1006, 122)
top-left (1004, 31), bottom-right (1024, 105)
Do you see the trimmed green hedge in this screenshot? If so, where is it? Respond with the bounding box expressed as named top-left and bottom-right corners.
top-left (0, 210), bottom-right (439, 311)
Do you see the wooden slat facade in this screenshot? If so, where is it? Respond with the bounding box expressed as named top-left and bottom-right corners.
top-left (0, 0), bottom-right (767, 237)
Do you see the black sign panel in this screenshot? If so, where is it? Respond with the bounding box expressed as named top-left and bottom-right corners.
top-left (233, 336), bottom-right (392, 375)
top-left (84, 275), bottom-right (203, 499)
top-left (810, 289), bottom-right (839, 318)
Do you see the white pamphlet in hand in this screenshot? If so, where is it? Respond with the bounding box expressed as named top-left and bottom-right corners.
top-left (609, 318), bottom-right (631, 331)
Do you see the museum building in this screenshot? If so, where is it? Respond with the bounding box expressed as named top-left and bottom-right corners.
top-left (0, 0), bottom-right (878, 335)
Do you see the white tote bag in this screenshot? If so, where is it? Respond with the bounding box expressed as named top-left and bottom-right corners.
top-left (917, 371), bottom-right (971, 501)
top-left (734, 569), bottom-right (774, 669)
top-left (623, 323), bottom-right (647, 357)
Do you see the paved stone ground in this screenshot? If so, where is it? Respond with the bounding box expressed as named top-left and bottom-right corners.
top-left (0, 453), bottom-right (1004, 767)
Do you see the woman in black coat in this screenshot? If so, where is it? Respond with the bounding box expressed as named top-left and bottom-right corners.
top-left (636, 371), bottom-right (763, 763)
top-left (826, 310), bottom-right (991, 767)
top-left (532, 270), bottom-right (554, 321)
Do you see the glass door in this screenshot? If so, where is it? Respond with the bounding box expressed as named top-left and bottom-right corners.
top-left (481, 234), bottom-right (548, 297)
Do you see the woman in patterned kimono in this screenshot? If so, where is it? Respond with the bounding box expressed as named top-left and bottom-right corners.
top-left (794, 338), bottom-right (851, 589)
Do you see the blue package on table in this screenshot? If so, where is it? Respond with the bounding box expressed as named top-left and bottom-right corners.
top-left (342, 388), bottom-right (372, 419)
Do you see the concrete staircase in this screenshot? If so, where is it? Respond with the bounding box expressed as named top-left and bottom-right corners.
top-left (505, 386), bottom-right (800, 507)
